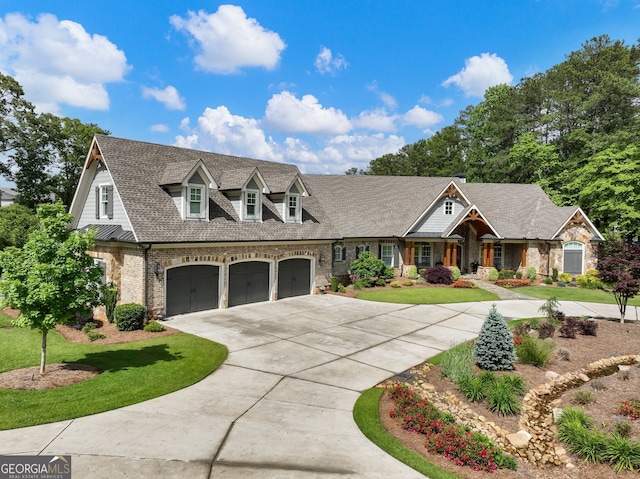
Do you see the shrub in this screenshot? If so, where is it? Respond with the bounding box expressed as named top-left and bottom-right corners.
top-left (500, 374), bottom-right (526, 397)
top-left (389, 280), bottom-right (401, 288)
top-left (576, 273), bottom-right (603, 289)
top-left (614, 422), bottom-right (632, 438)
top-left (494, 279), bottom-right (529, 288)
top-left (591, 379), bottom-right (607, 391)
top-left (515, 271), bottom-right (522, 279)
top-left (537, 321), bottom-right (555, 340)
top-left (384, 267), bottom-right (395, 279)
top-left (559, 316), bottom-right (582, 338)
top-left (526, 266), bottom-right (537, 281)
top-left (337, 283), bottom-right (346, 293)
top-left (418, 268), bottom-right (426, 276)
top-left (498, 269), bottom-right (516, 280)
top-left (375, 278), bottom-right (387, 286)
top-left (558, 272), bottom-right (573, 283)
top-left (440, 342), bottom-right (475, 384)
top-left (573, 391), bottom-right (596, 405)
top-left (603, 433), bottom-right (640, 472)
top-left (114, 303), bottom-right (146, 331)
top-left (425, 264), bottom-right (453, 285)
top-left (487, 379), bottom-right (521, 416)
top-left (406, 265), bottom-right (419, 279)
top-left (488, 268), bottom-right (499, 281)
top-left (402, 280), bottom-right (413, 286)
top-left (552, 267), bottom-right (559, 282)
top-left (543, 277), bottom-right (553, 284)
top-left (579, 319), bottom-right (598, 336)
top-left (453, 279), bottom-right (476, 288)
top-left (515, 336), bottom-right (555, 367)
top-left (354, 278), bottom-right (373, 289)
top-left (557, 280), bottom-right (566, 287)
top-left (556, 347), bottom-right (571, 361)
top-left (512, 322), bottom-right (531, 344)
top-left (538, 296), bottom-right (560, 322)
top-left (101, 284), bottom-right (119, 323)
top-left (451, 266), bottom-right (461, 281)
top-left (330, 276), bottom-right (339, 292)
top-left (81, 321), bottom-right (106, 341)
top-left (474, 305), bottom-right (516, 371)
top-left (458, 375), bottom-right (487, 402)
top-left (348, 251), bottom-right (387, 280)
top-left (144, 320), bottom-right (165, 332)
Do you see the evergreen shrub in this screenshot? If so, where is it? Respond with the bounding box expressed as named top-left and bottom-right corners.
top-left (114, 303), bottom-right (146, 331)
top-left (474, 304), bottom-right (516, 371)
top-left (488, 268), bottom-right (499, 281)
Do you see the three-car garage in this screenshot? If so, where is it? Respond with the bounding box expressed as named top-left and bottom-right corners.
top-left (164, 258), bottom-right (313, 316)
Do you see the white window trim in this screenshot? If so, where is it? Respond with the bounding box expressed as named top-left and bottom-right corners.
top-left (286, 193), bottom-right (300, 223)
top-left (562, 241), bottom-right (585, 275)
top-left (244, 189), bottom-right (261, 221)
top-left (381, 244), bottom-right (394, 267)
top-left (99, 185), bottom-right (109, 219)
top-left (186, 185), bottom-right (206, 219)
top-left (444, 200), bottom-right (454, 215)
top-left (333, 245), bottom-right (344, 262)
top-left (414, 242), bottom-right (432, 267)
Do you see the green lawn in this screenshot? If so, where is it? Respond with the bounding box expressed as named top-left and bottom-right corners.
top-left (516, 286), bottom-right (640, 306)
top-left (0, 311), bottom-right (227, 430)
top-left (356, 287), bottom-right (499, 304)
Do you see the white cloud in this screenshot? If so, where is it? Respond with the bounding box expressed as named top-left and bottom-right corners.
top-left (367, 82), bottom-right (397, 109)
top-left (170, 5), bottom-right (286, 74)
top-left (264, 91), bottom-right (351, 135)
top-left (151, 124), bottom-right (170, 132)
top-left (281, 137), bottom-right (319, 165)
top-left (0, 13), bottom-right (129, 112)
top-left (314, 46), bottom-right (348, 75)
top-left (142, 85), bottom-right (186, 110)
top-left (402, 106), bottom-right (443, 130)
top-left (352, 109), bottom-right (398, 132)
top-left (316, 133), bottom-right (405, 173)
top-left (442, 52), bottom-right (513, 97)
top-left (439, 98), bottom-right (454, 107)
top-left (174, 106), bottom-right (281, 161)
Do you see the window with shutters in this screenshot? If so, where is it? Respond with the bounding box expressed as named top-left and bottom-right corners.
top-left (333, 245), bottom-right (345, 262)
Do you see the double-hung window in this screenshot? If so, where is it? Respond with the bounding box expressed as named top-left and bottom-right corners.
top-left (414, 242), bottom-right (431, 267)
top-left (287, 194), bottom-right (299, 222)
top-left (100, 187), bottom-right (109, 218)
top-left (381, 244), bottom-right (394, 267)
top-left (245, 190), bottom-right (258, 219)
top-left (333, 245), bottom-right (345, 262)
top-left (187, 186), bottom-right (205, 218)
top-left (96, 184), bottom-right (113, 219)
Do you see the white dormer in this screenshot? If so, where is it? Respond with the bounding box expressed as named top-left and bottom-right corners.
top-left (160, 160), bottom-right (217, 222)
top-left (267, 174), bottom-right (309, 224)
top-left (218, 167), bottom-right (270, 223)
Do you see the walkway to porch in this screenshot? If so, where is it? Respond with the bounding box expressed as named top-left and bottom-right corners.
top-left (466, 277), bottom-right (536, 301)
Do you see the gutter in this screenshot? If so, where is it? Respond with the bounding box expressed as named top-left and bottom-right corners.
top-left (139, 243), bottom-right (152, 320)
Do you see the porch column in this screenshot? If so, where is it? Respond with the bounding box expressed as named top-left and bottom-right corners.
top-left (489, 243), bottom-right (495, 267)
top-left (410, 242), bottom-right (415, 265)
top-left (482, 243), bottom-right (489, 267)
top-left (444, 242), bottom-right (451, 266)
top-left (521, 243), bottom-right (527, 268)
top-left (451, 243), bottom-right (457, 267)
top-left (404, 244), bottom-right (409, 265)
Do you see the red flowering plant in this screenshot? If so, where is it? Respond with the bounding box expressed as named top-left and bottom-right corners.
top-left (453, 279), bottom-right (476, 289)
top-left (387, 384), bottom-right (517, 472)
top-left (616, 399), bottom-right (640, 420)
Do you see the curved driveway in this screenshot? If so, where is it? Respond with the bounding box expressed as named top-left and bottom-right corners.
top-left (0, 295), bottom-right (620, 478)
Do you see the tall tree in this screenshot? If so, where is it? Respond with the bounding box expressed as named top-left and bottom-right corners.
top-left (0, 203), bottom-right (104, 373)
top-left (0, 203), bottom-right (39, 250)
top-left (597, 237), bottom-right (640, 323)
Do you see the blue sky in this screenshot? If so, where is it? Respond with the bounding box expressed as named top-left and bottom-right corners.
top-left (1, 1), bottom-right (639, 187)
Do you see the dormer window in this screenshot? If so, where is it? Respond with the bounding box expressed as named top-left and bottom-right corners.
top-left (286, 193), bottom-right (300, 222)
top-left (188, 186), bottom-right (205, 218)
top-left (95, 184), bottom-right (113, 219)
top-left (244, 190), bottom-right (260, 220)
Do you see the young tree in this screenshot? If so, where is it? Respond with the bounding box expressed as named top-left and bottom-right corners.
top-left (474, 304), bottom-right (516, 371)
top-left (597, 237), bottom-right (640, 323)
top-left (0, 203), bottom-right (104, 373)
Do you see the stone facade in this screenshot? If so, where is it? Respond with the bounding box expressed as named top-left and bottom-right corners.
top-left (92, 241), bottom-right (332, 316)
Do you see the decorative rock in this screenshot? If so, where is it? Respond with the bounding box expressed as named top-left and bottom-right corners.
top-left (545, 370), bottom-right (560, 381)
top-left (579, 373), bottom-right (590, 382)
top-left (566, 463), bottom-right (576, 469)
top-left (618, 365), bottom-right (631, 372)
top-left (506, 431), bottom-right (531, 449)
top-left (552, 407), bottom-right (565, 423)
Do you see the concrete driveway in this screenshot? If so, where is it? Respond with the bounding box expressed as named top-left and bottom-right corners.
top-left (0, 295), bottom-right (621, 478)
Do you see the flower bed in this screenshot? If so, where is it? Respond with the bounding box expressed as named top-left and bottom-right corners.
top-left (452, 279), bottom-right (476, 289)
top-left (494, 279), bottom-right (530, 288)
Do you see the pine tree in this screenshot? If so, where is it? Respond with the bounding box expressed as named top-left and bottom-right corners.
top-left (474, 304), bottom-right (516, 371)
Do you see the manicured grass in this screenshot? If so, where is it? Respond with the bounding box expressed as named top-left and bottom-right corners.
top-left (353, 388), bottom-right (460, 479)
top-left (0, 311), bottom-right (227, 430)
top-left (356, 287), bottom-right (499, 304)
top-left (516, 286), bottom-right (640, 306)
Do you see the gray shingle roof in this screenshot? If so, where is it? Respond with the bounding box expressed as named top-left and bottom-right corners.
top-left (302, 175), bottom-right (453, 238)
top-left (159, 161), bottom-right (201, 186)
top-left (94, 135), bottom-right (340, 243)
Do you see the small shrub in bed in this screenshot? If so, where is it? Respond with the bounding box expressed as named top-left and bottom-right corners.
top-left (516, 336), bottom-right (555, 367)
top-left (451, 266), bottom-right (461, 281)
top-left (425, 264), bottom-right (452, 285)
top-left (488, 268), bottom-right (499, 281)
top-left (559, 316), bottom-right (582, 338)
top-left (515, 270), bottom-right (522, 279)
top-left (440, 342), bottom-right (475, 384)
top-left (144, 320), bottom-right (165, 332)
top-left (390, 280), bottom-right (401, 288)
top-left (101, 283), bottom-right (119, 323)
top-left (579, 319), bottom-right (598, 336)
top-left (537, 321), bottom-right (556, 340)
top-left (330, 276), bottom-right (339, 292)
top-left (402, 280), bottom-right (413, 286)
top-left (558, 272), bottom-right (573, 283)
top-left (552, 268), bottom-right (559, 282)
top-left (572, 390), bottom-right (596, 405)
top-left (543, 277), bottom-right (553, 284)
top-left (526, 266), bottom-right (537, 281)
top-left (453, 279), bottom-right (476, 288)
top-left (375, 278), bottom-right (387, 286)
top-left (114, 303), bottom-right (146, 331)
top-left (487, 378), bottom-right (521, 416)
top-left (406, 265), bottom-right (419, 279)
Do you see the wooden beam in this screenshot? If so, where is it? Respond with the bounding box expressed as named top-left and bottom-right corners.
top-left (489, 243), bottom-right (494, 267)
top-left (404, 244), bottom-right (409, 265)
top-left (410, 242), bottom-right (415, 266)
top-left (452, 243), bottom-right (457, 267)
top-left (521, 243), bottom-right (527, 268)
top-left (482, 244), bottom-right (489, 267)
top-left (444, 242), bottom-right (451, 266)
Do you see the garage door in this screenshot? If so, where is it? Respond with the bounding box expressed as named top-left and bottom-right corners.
top-left (278, 258), bottom-right (311, 299)
top-left (228, 261), bottom-right (270, 307)
top-left (166, 265), bottom-right (219, 316)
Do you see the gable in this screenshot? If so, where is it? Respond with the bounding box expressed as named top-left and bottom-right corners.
top-left (410, 196), bottom-right (467, 235)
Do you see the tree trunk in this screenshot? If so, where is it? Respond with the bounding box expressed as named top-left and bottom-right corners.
top-left (40, 329), bottom-right (48, 374)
